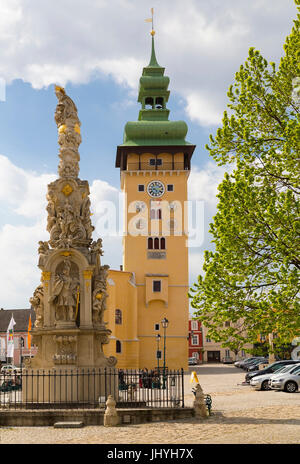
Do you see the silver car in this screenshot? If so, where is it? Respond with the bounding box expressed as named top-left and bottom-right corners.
top-left (269, 364), bottom-right (300, 393)
top-left (249, 363), bottom-right (300, 391)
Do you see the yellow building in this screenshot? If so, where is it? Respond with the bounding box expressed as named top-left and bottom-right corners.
top-left (103, 33), bottom-right (196, 370)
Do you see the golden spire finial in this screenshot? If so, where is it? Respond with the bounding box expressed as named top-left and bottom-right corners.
top-left (145, 7), bottom-right (155, 35)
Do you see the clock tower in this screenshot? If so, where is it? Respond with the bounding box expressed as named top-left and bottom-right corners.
top-left (115, 32), bottom-right (196, 369)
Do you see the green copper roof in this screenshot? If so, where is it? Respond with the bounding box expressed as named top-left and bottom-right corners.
top-left (120, 35), bottom-right (192, 147)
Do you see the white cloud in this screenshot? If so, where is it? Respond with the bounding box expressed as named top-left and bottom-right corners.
top-left (0, 155), bottom-right (56, 219)
top-left (0, 0), bottom-right (296, 126)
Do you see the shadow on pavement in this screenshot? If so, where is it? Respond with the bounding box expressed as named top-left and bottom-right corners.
top-left (189, 364), bottom-right (242, 375)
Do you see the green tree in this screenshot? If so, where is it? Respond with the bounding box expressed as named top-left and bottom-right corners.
top-left (190, 5), bottom-right (300, 352)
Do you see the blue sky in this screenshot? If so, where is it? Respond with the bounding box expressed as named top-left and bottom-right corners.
top-left (0, 0), bottom-right (297, 308)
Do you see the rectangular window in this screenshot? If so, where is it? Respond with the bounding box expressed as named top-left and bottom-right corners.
top-left (153, 280), bottom-right (161, 292)
top-left (225, 349), bottom-right (230, 357)
top-left (156, 159), bottom-right (162, 166)
top-left (192, 335), bottom-right (199, 346)
top-left (206, 337), bottom-right (211, 343)
top-left (154, 323), bottom-right (160, 331)
top-left (138, 184), bottom-right (144, 192)
top-left (191, 321), bottom-right (198, 331)
top-left (167, 184), bottom-right (174, 191)
top-left (149, 158), bottom-right (156, 166)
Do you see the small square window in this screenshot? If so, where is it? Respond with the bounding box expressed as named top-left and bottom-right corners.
top-left (156, 159), bottom-right (162, 166)
top-left (149, 158), bottom-right (156, 166)
top-left (138, 184), bottom-right (145, 192)
top-left (153, 280), bottom-right (161, 292)
top-left (167, 184), bottom-right (174, 191)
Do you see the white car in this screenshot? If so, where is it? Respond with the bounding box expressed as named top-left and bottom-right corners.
top-left (0, 364), bottom-right (21, 375)
top-left (269, 364), bottom-right (300, 393)
top-left (249, 363), bottom-right (300, 391)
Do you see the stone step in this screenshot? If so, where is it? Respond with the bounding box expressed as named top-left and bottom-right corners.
top-left (53, 421), bottom-right (84, 429)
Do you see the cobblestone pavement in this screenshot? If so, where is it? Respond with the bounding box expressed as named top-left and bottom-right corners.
top-left (0, 364), bottom-right (299, 444)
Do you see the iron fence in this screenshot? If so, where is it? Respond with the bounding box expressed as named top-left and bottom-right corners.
top-left (0, 368), bottom-right (184, 410)
top-left (127, 162), bottom-right (188, 171)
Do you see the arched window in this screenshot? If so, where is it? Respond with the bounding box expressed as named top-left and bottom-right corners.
top-left (116, 340), bottom-right (122, 353)
top-left (145, 97), bottom-right (154, 109)
top-left (160, 237), bottom-right (166, 250)
top-left (150, 208), bottom-right (162, 219)
top-left (148, 237), bottom-right (153, 249)
top-left (115, 309), bottom-right (122, 325)
top-left (154, 238), bottom-right (160, 250)
top-left (155, 97), bottom-right (164, 109)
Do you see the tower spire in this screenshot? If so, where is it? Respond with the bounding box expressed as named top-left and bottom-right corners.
top-left (145, 8), bottom-right (159, 67)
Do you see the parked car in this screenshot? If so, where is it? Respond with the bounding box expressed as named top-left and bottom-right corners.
top-left (269, 364), bottom-right (300, 393)
top-left (222, 356), bottom-right (234, 364)
top-left (188, 357), bottom-right (198, 366)
top-left (234, 357), bottom-right (258, 369)
top-left (0, 378), bottom-right (22, 392)
top-left (246, 358), bottom-right (269, 372)
top-left (0, 364), bottom-right (21, 375)
top-left (245, 360), bottom-right (300, 383)
top-left (250, 364), bottom-right (300, 391)
top-left (241, 357), bottom-right (267, 370)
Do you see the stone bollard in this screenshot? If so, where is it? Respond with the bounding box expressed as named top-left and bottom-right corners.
top-left (193, 384), bottom-right (208, 419)
top-left (103, 395), bottom-right (120, 427)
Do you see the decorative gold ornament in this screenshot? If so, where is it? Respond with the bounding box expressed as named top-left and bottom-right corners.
top-left (55, 85), bottom-right (65, 94)
top-left (151, 30), bottom-right (155, 36)
top-left (96, 292), bottom-right (102, 300)
top-left (74, 123), bottom-right (81, 134)
top-left (61, 184), bottom-right (73, 196)
top-left (58, 124), bottom-right (67, 134)
top-left (60, 251), bottom-right (72, 257)
top-left (83, 270), bottom-right (93, 279)
top-left (42, 271), bottom-right (51, 282)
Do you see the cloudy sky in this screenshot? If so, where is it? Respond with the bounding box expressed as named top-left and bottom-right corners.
top-left (0, 0), bottom-right (297, 309)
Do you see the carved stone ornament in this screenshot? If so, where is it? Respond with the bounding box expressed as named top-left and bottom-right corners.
top-left (29, 284), bottom-right (44, 328)
top-left (92, 265), bottom-right (109, 325)
top-left (53, 334), bottom-right (78, 364)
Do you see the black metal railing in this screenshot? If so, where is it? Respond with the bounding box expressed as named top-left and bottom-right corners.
top-left (126, 162), bottom-right (189, 171)
top-left (0, 368), bottom-right (184, 410)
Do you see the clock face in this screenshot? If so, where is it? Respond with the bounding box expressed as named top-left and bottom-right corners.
top-left (147, 181), bottom-right (165, 198)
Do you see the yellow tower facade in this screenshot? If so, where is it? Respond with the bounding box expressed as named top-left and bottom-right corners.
top-left (106, 34), bottom-right (196, 371)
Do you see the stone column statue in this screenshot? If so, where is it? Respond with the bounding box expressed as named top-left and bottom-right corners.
top-left (49, 259), bottom-right (79, 323)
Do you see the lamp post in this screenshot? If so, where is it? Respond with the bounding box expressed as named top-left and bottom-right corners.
top-left (161, 317), bottom-right (169, 389)
top-left (19, 336), bottom-right (24, 368)
top-left (156, 334), bottom-right (161, 372)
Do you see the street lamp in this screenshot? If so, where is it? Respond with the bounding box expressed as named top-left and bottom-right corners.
top-left (19, 336), bottom-right (24, 368)
top-left (156, 334), bottom-right (161, 372)
top-left (161, 317), bottom-right (169, 388)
